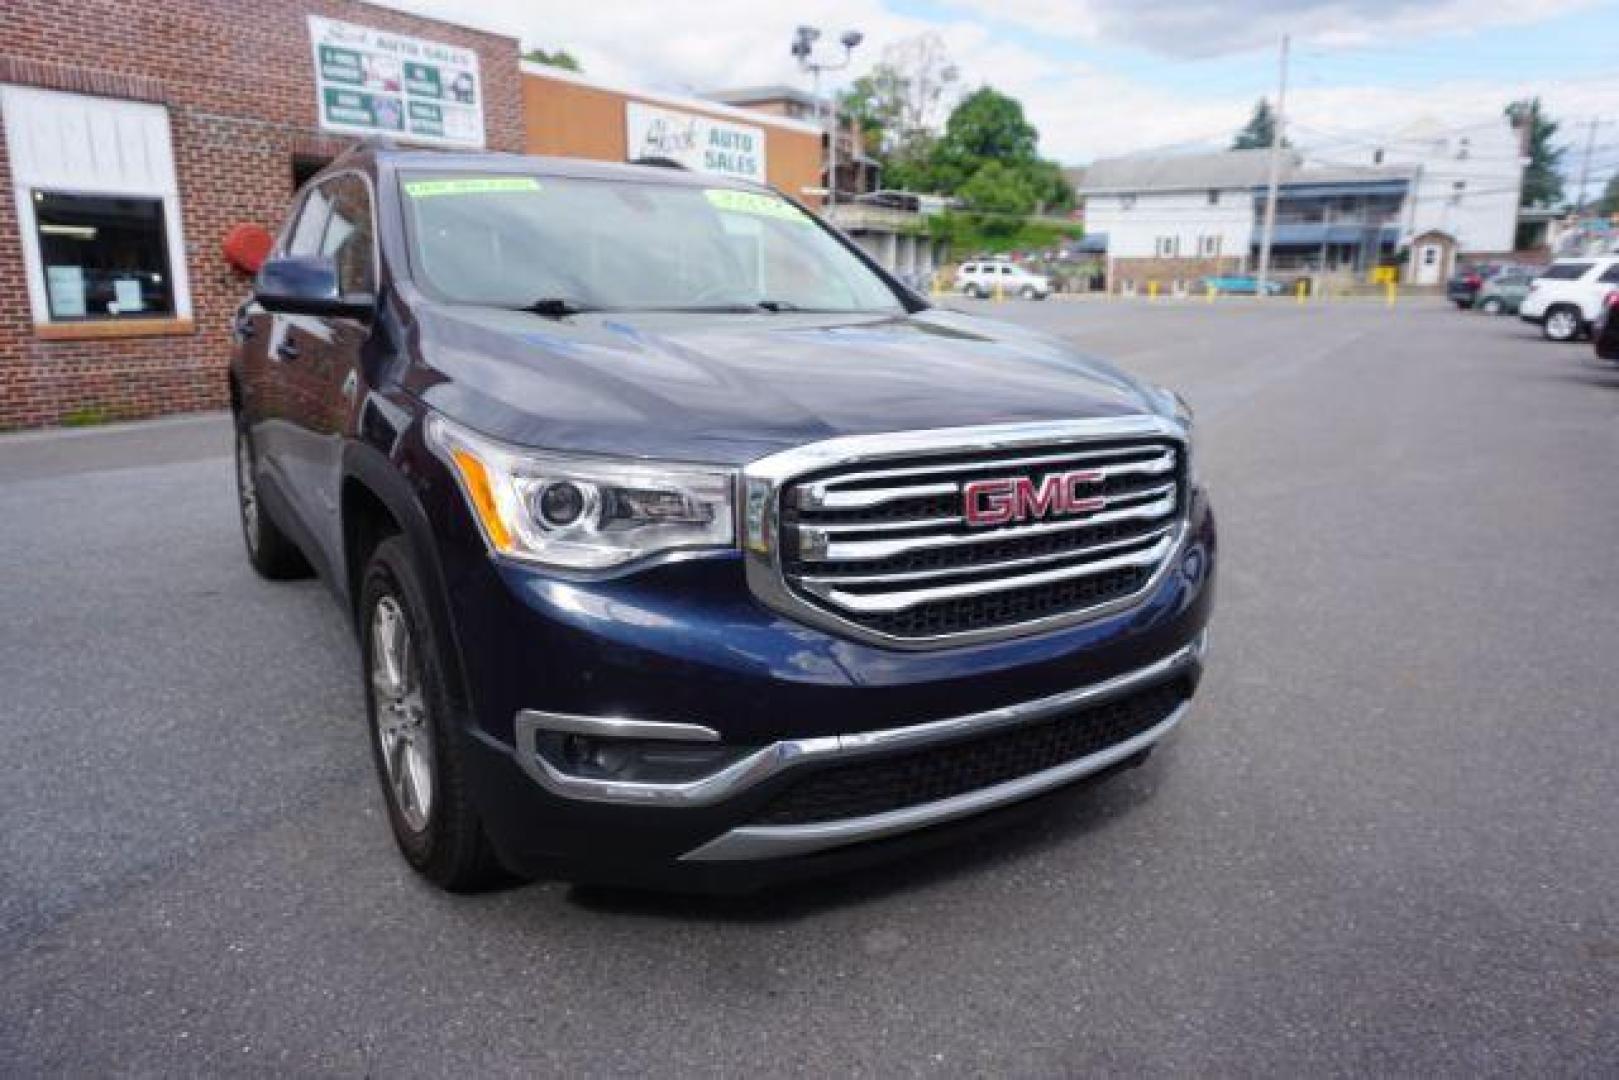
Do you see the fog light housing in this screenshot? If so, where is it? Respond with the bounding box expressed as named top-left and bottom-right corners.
top-left (534, 732), bottom-right (749, 784)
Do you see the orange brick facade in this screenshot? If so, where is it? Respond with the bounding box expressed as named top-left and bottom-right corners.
top-left (0, 1), bottom-right (521, 429)
top-left (521, 69), bottom-right (824, 208)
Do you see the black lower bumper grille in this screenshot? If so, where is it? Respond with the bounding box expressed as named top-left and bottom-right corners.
top-left (749, 678), bottom-right (1189, 826)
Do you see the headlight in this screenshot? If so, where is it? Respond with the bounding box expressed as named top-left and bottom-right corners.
top-left (425, 413), bottom-right (735, 570)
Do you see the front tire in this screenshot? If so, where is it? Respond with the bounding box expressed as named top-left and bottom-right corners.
top-left (1543, 305), bottom-right (1582, 342)
top-left (1480, 297), bottom-right (1503, 315)
top-left (1020, 285), bottom-right (1037, 300)
top-left (234, 419), bottom-right (311, 580)
top-left (361, 536), bottom-right (507, 892)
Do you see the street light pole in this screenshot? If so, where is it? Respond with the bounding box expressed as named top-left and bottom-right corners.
top-left (792, 25), bottom-right (862, 207)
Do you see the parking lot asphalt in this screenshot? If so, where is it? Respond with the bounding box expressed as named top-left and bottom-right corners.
top-left (2, 299), bottom-right (1617, 1075)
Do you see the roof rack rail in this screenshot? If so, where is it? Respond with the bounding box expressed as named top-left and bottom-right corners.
top-left (629, 156), bottom-right (688, 170)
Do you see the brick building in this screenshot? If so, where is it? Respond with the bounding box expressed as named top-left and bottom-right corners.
top-left (0, 0), bottom-right (521, 429)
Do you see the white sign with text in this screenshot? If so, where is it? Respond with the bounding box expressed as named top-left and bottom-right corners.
top-left (625, 102), bottom-right (767, 183)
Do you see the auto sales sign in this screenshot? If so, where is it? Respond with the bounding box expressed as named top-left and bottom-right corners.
top-left (625, 103), bottom-right (767, 184)
top-left (308, 16), bottom-right (485, 149)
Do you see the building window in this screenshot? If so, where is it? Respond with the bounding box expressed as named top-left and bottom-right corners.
top-left (1207, 189), bottom-right (1219, 206)
top-left (1, 86), bottom-right (191, 330)
top-left (1121, 194), bottom-right (1137, 210)
top-left (1156, 236), bottom-right (1179, 258)
top-left (1200, 234), bottom-right (1220, 258)
top-left (33, 192), bottom-right (175, 320)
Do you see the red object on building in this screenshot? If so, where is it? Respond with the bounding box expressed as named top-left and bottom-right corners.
top-left (222, 224), bottom-right (275, 276)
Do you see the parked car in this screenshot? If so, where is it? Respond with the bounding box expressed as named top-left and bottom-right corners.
top-left (1519, 256), bottom-right (1619, 341)
top-left (955, 260), bottom-right (1052, 299)
top-left (1594, 288), bottom-right (1619, 362)
top-left (1446, 263), bottom-right (1508, 309)
top-left (1200, 275), bottom-right (1284, 296)
top-left (230, 146), bottom-right (1215, 892)
top-left (1474, 267), bottom-right (1540, 315)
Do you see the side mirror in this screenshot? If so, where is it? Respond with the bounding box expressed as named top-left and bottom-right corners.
top-left (254, 255), bottom-right (374, 319)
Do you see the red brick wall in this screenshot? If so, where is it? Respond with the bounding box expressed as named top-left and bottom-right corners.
top-left (0, 0), bottom-right (522, 429)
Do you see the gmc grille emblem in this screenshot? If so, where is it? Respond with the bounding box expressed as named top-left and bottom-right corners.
top-left (963, 470), bottom-right (1106, 527)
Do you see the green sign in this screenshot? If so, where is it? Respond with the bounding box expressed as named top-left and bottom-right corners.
top-left (704, 189), bottom-right (807, 223)
top-left (309, 15), bottom-right (484, 148)
top-left (323, 88), bottom-right (403, 131)
top-left (319, 45), bottom-right (364, 85)
top-left (403, 177), bottom-right (542, 199)
top-left (404, 62), bottom-right (441, 99)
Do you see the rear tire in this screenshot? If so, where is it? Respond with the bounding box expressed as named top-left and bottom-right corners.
top-left (360, 536), bottom-right (509, 892)
top-left (1543, 305), bottom-right (1581, 342)
top-left (1479, 297), bottom-right (1503, 315)
top-left (234, 418), bottom-right (312, 580)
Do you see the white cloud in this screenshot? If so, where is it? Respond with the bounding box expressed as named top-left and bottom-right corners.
top-left (376, 0), bottom-right (1618, 165)
top-left (938, 0), bottom-right (1608, 58)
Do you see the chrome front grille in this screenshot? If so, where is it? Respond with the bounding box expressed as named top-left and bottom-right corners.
top-left (740, 420), bottom-right (1188, 648)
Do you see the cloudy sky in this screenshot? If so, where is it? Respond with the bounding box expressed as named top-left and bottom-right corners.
top-left (383, 0), bottom-right (1619, 193)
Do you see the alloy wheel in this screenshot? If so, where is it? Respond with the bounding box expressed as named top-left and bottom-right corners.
top-left (1547, 310), bottom-right (1578, 340)
top-left (371, 595), bottom-right (435, 833)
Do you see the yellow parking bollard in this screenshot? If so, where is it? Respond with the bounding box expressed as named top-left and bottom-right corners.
top-left (1206, 282), bottom-right (1217, 303)
top-left (1385, 280), bottom-right (1396, 307)
top-left (994, 279), bottom-right (1004, 302)
top-left (1148, 280), bottom-right (1159, 301)
top-left (1296, 280), bottom-right (1307, 305)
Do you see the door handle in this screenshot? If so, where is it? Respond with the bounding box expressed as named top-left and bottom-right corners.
top-left (274, 339), bottom-right (301, 362)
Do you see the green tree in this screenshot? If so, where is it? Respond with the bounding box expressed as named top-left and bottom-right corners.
top-left (1232, 98), bottom-right (1288, 150)
top-left (959, 160), bottom-right (1037, 218)
top-left (523, 47), bottom-right (580, 71)
top-left (1600, 172), bottom-right (1619, 216)
top-left (935, 88), bottom-right (1039, 174)
top-left (1507, 98), bottom-right (1564, 207)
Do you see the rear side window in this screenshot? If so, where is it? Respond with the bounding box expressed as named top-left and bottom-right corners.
top-left (1541, 262), bottom-right (1593, 280)
top-left (961, 264), bottom-right (978, 274)
top-left (1599, 265), bottom-right (1619, 284)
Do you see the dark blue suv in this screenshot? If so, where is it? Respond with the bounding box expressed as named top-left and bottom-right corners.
top-left (230, 146), bottom-right (1215, 891)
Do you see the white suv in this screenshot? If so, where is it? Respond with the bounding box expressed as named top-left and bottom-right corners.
top-left (955, 260), bottom-right (1052, 300)
top-left (1519, 256), bottom-right (1619, 342)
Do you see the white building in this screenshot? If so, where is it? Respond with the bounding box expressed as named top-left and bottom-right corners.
top-left (1080, 149), bottom-right (1269, 286)
top-left (1076, 116), bottom-right (1527, 289)
top-left (1374, 117), bottom-right (1526, 258)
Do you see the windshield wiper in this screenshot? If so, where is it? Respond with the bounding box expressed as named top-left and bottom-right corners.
top-left (753, 299), bottom-right (802, 312)
top-left (517, 298), bottom-right (595, 317)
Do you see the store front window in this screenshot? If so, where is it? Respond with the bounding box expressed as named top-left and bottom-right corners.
top-left (1, 85), bottom-right (191, 334)
top-left (34, 192), bottom-right (175, 321)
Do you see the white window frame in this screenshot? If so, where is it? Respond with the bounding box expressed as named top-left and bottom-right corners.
top-left (1, 85), bottom-right (192, 327)
top-left (1156, 235), bottom-right (1179, 258)
top-left (1200, 234), bottom-right (1221, 258)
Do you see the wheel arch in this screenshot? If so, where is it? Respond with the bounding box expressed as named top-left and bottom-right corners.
top-left (341, 441), bottom-right (473, 713)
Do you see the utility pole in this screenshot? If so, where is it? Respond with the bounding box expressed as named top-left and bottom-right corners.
top-left (1255, 34), bottom-right (1290, 294)
top-left (1573, 118), bottom-right (1608, 214)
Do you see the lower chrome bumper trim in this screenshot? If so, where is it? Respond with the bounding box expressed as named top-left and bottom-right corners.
top-left (680, 702), bottom-right (1189, 862)
top-left (512, 630), bottom-right (1206, 808)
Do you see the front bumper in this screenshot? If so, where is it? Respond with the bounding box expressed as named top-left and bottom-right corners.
top-left (432, 473), bottom-right (1215, 885)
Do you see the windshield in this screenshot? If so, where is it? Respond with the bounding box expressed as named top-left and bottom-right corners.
top-left (398, 172), bottom-right (905, 314)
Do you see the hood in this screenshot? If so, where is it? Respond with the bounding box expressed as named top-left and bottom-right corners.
top-left (411, 303), bottom-right (1160, 465)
